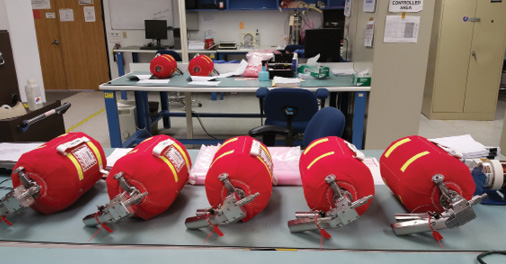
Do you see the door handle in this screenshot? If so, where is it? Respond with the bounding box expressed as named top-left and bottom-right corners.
top-left (469, 17), bottom-right (481, 22)
top-left (51, 40), bottom-right (60, 45)
top-left (0, 52), bottom-right (5, 66)
top-left (472, 51), bottom-right (477, 60)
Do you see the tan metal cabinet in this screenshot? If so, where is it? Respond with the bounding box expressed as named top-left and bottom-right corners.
top-left (422, 0), bottom-right (506, 120)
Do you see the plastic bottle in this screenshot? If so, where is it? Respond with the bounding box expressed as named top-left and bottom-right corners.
top-left (292, 53), bottom-right (298, 75)
top-left (25, 79), bottom-right (43, 111)
top-left (259, 61), bottom-right (269, 81)
top-left (255, 29), bottom-right (260, 47)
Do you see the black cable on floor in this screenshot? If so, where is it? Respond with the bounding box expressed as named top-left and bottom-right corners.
top-left (477, 251), bottom-right (506, 264)
top-left (192, 110), bottom-right (218, 140)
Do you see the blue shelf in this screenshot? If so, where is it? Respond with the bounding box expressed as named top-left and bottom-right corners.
top-left (186, 0), bottom-right (344, 11)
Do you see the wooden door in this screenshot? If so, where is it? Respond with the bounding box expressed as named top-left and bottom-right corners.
top-left (33, 1), bottom-right (66, 90)
top-left (33, 0), bottom-right (109, 90)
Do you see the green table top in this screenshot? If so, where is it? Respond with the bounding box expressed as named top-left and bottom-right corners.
top-left (101, 72), bottom-right (369, 92)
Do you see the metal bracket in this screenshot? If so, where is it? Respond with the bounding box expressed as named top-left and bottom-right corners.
top-left (287, 174), bottom-right (373, 233)
top-left (82, 172), bottom-right (147, 227)
top-left (0, 167), bottom-right (41, 223)
top-left (185, 173), bottom-right (259, 229)
top-left (391, 174), bottom-right (486, 235)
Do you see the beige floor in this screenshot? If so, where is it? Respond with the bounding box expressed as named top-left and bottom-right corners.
top-left (47, 90), bottom-right (506, 150)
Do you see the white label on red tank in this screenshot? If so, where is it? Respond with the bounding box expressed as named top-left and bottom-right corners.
top-left (72, 145), bottom-right (97, 172)
top-left (164, 147), bottom-right (185, 172)
top-left (259, 148), bottom-right (273, 172)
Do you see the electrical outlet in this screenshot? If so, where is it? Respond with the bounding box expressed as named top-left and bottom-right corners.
top-left (108, 32), bottom-right (122, 43)
top-left (122, 32), bottom-right (127, 38)
top-left (109, 32), bottom-right (121, 38)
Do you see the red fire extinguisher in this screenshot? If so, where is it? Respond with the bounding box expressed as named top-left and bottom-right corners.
top-left (1, 132), bottom-right (106, 225)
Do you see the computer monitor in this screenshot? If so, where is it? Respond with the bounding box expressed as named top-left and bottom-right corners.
top-left (144, 20), bottom-right (168, 49)
top-left (304, 28), bottom-right (343, 62)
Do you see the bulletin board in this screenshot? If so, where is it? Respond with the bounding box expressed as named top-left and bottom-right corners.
top-left (108, 0), bottom-right (173, 30)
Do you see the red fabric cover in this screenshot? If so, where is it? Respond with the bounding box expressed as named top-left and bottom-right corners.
top-left (299, 137), bottom-right (375, 215)
top-left (106, 135), bottom-right (191, 220)
top-left (150, 54), bottom-right (177, 78)
top-left (11, 132), bottom-right (106, 215)
top-left (188, 55), bottom-right (214, 76)
top-left (380, 135), bottom-right (475, 213)
top-left (205, 136), bottom-right (273, 222)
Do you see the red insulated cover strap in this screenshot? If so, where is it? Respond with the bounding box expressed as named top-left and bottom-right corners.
top-left (299, 136), bottom-right (375, 215)
top-left (106, 135), bottom-right (191, 220)
top-left (11, 132), bottom-right (106, 214)
top-left (205, 136), bottom-right (273, 222)
top-left (379, 135), bottom-right (475, 213)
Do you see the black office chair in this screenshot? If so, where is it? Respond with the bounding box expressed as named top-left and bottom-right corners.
top-left (155, 50), bottom-right (202, 107)
top-left (248, 87), bottom-right (330, 146)
top-left (156, 49), bottom-right (182, 61)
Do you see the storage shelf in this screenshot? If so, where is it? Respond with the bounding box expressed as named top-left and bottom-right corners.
top-left (186, 0), bottom-right (344, 11)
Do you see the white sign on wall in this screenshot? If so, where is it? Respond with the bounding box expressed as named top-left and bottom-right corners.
top-left (389, 0), bottom-right (423, 13)
top-left (31, 0), bottom-right (50, 9)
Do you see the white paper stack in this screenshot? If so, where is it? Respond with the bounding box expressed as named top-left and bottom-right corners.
top-left (272, 76), bottom-right (301, 87)
top-left (430, 134), bottom-right (489, 159)
top-left (188, 40), bottom-right (205, 50)
top-left (0, 142), bottom-right (43, 169)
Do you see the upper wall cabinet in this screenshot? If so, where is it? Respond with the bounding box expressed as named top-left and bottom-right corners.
top-left (185, 0), bottom-right (345, 11)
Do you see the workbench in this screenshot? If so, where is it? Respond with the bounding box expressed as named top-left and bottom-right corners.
top-left (0, 150), bottom-right (504, 264)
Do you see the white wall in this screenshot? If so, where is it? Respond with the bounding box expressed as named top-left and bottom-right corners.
top-left (102, 0), bottom-right (324, 78)
top-left (0, 0), bottom-right (8, 28)
top-left (0, 0), bottom-right (45, 102)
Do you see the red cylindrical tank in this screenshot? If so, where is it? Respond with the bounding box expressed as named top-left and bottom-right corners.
top-left (380, 135), bottom-right (475, 213)
top-left (299, 136), bottom-right (375, 215)
top-left (12, 132), bottom-right (106, 214)
top-left (106, 135), bottom-right (191, 220)
top-left (205, 136), bottom-right (273, 222)
top-left (150, 54), bottom-right (178, 78)
top-left (188, 54), bottom-right (214, 76)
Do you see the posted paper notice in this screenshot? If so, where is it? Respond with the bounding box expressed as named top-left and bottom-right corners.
top-left (389, 0), bottom-right (423, 13)
top-left (365, 19), bottom-right (375, 47)
top-left (384, 15), bottom-right (420, 43)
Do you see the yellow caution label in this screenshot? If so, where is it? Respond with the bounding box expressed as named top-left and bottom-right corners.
top-left (104, 92), bottom-right (115, 99)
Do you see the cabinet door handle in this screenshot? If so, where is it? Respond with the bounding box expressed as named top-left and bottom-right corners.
top-left (0, 52), bottom-right (5, 66)
top-left (472, 51), bottom-right (477, 60)
top-left (469, 17), bottom-right (481, 22)
top-left (51, 40), bottom-right (60, 45)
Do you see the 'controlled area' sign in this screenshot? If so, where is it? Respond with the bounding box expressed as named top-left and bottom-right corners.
top-left (389, 0), bottom-right (423, 12)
